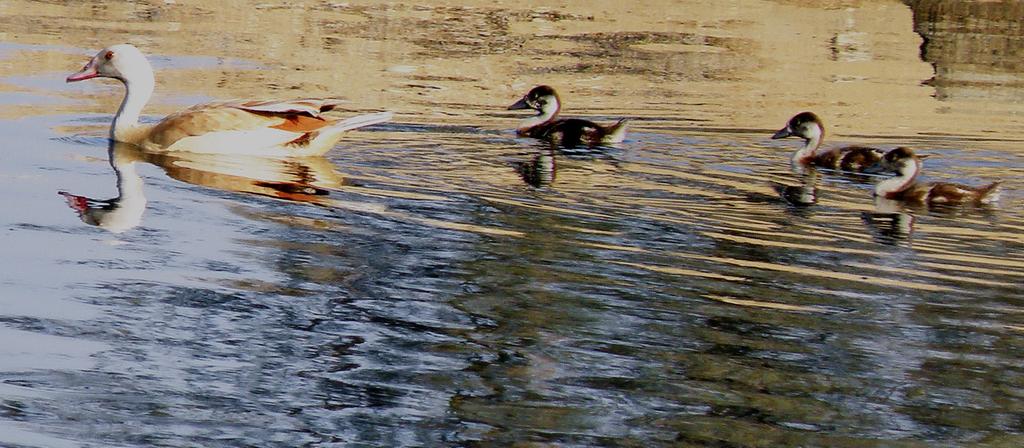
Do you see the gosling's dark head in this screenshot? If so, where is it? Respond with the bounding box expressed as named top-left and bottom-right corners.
top-left (868, 146), bottom-right (919, 175)
top-left (885, 146), bottom-right (916, 162)
top-left (508, 85), bottom-right (561, 114)
top-left (772, 112), bottom-right (824, 141)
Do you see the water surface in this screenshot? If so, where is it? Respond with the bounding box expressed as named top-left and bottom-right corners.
top-left (1, 1), bottom-right (1023, 447)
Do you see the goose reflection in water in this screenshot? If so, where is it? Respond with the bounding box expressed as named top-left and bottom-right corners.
top-left (59, 141), bottom-right (347, 232)
top-left (59, 142), bottom-right (147, 234)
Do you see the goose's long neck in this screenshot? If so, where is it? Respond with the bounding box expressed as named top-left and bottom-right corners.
top-left (792, 125), bottom-right (823, 164)
top-left (875, 159), bottom-right (920, 197)
top-left (518, 100), bottom-right (560, 131)
top-left (111, 70), bottom-right (154, 143)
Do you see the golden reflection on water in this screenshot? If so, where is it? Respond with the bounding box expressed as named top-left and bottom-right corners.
top-left (919, 251), bottom-right (1024, 270)
top-left (704, 294), bottom-right (830, 313)
top-left (0, 0), bottom-right (1020, 142)
top-left (843, 261), bottom-right (1017, 288)
top-left (1, 0), bottom-right (1023, 446)
top-left (916, 261), bottom-right (1024, 278)
top-left (673, 251), bottom-right (953, 292)
top-left (616, 260), bottom-right (749, 282)
top-left (701, 231), bottom-right (879, 256)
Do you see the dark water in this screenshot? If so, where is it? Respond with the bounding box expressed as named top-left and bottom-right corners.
top-left (2, 1), bottom-right (1024, 447)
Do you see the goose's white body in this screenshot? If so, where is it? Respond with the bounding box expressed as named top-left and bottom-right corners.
top-left (68, 44), bottom-right (391, 157)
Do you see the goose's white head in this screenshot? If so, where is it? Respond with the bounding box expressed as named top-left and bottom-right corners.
top-left (67, 44), bottom-right (152, 84)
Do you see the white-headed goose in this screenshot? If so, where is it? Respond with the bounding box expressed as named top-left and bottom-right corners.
top-left (67, 44), bottom-right (391, 157)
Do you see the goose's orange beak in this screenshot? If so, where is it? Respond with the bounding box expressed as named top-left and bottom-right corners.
top-left (67, 60), bottom-right (99, 82)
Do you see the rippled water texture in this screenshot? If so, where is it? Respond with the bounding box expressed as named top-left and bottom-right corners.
top-left (1, 1), bottom-right (1023, 447)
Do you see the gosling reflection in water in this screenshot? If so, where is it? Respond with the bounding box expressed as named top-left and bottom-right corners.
top-left (742, 170), bottom-right (819, 209)
top-left (514, 150), bottom-right (557, 188)
top-left (770, 170), bottom-right (819, 207)
top-left (59, 142), bottom-right (347, 232)
top-left (861, 196), bottom-right (916, 244)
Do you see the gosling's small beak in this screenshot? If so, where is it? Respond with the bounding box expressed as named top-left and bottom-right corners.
top-left (507, 97), bottom-right (530, 110)
top-left (67, 59), bottom-right (99, 83)
top-left (771, 127), bottom-right (792, 140)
